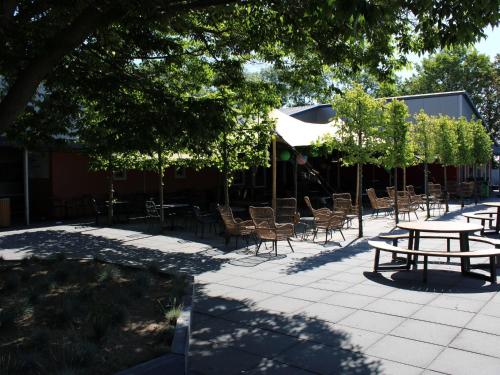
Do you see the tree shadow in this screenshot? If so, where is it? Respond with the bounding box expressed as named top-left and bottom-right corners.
top-left (0, 229), bottom-right (229, 276)
top-left (190, 288), bottom-right (382, 375)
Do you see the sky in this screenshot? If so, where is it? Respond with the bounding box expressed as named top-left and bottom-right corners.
top-left (397, 25), bottom-right (499, 79)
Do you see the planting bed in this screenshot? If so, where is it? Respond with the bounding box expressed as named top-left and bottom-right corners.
top-left (0, 255), bottom-right (186, 374)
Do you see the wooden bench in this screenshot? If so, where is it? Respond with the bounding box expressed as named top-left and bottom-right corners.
top-left (463, 214), bottom-right (495, 234)
top-left (369, 240), bottom-right (499, 283)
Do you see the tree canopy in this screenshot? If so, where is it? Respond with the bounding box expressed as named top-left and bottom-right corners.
top-left (401, 47), bottom-right (500, 138)
top-left (1, 0), bottom-right (499, 134)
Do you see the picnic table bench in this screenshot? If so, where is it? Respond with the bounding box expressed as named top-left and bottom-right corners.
top-left (369, 240), bottom-right (499, 283)
top-left (463, 213), bottom-right (495, 234)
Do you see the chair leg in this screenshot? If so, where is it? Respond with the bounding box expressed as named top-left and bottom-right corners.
top-left (256, 240), bottom-right (262, 255)
top-left (274, 241), bottom-right (278, 256)
top-left (490, 256), bottom-right (497, 283)
top-left (235, 236), bottom-right (239, 249)
top-left (339, 229), bottom-right (345, 241)
top-left (423, 255), bottom-right (428, 283)
top-left (287, 238), bottom-right (294, 252)
top-left (324, 229), bottom-right (328, 244)
top-left (447, 238), bottom-right (451, 262)
top-left (373, 249), bottom-right (380, 272)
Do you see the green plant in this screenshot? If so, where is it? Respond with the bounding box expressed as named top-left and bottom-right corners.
top-left (158, 298), bottom-right (183, 325)
top-left (97, 265), bottom-right (121, 284)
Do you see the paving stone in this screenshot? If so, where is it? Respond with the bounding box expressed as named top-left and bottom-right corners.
top-left (343, 284), bottom-right (394, 298)
top-left (325, 271), bottom-right (368, 283)
top-left (338, 310), bottom-right (405, 334)
top-left (297, 302), bottom-right (355, 323)
top-left (363, 298), bottom-right (423, 318)
top-left (466, 313), bottom-right (500, 336)
top-left (244, 358), bottom-right (316, 374)
top-left (366, 335), bottom-right (443, 368)
top-left (322, 291), bottom-right (377, 309)
top-left (306, 279), bottom-right (354, 292)
top-left (321, 323), bottom-right (383, 351)
top-left (250, 281), bottom-right (299, 295)
top-left (255, 295), bottom-right (313, 314)
top-left (276, 340), bottom-right (379, 375)
top-left (274, 274), bottom-right (323, 286)
top-left (428, 347), bottom-right (500, 375)
top-left (390, 318), bottom-right (462, 346)
top-left (450, 329), bottom-right (500, 359)
top-left (246, 270), bottom-right (284, 281)
top-left (429, 294), bottom-right (487, 313)
top-left (366, 356), bottom-right (423, 375)
top-left (411, 305), bottom-right (475, 327)
top-left (218, 276), bottom-right (263, 288)
top-left (193, 295), bottom-right (247, 316)
top-left (479, 301), bottom-right (500, 318)
top-left (283, 286), bottom-right (334, 302)
top-left (384, 288), bottom-right (440, 305)
top-left (189, 346), bottom-right (265, 375)
top-left (222, 288), bottom-right (274, 303)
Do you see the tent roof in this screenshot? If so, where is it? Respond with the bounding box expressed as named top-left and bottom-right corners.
top-left (269, 109), bottom-right (338, 147)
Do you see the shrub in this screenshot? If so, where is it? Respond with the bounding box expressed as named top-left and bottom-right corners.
top-left (3, 273), bottom-right (20, 291)
top-left (97, 265), bottom-right (121, 284)
top-left (53, 266), bottom-right (70, 284)
top-left (134, 271), bottom-right (153, 289)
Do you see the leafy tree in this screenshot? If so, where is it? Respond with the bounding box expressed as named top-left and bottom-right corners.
top-left (412, 111), bottom-right (437, 219)
top-left (470, 118), bottom-right (493, 202)
top-left (401, 47), bottom-right (500, 138)
top-left (380, 99), bottom-right (414, 224)
top-left (315, 85), bottom-right (383, 237)
top-left (434, 115), bottom-right (458, 212)
top-left (1, 0), bottom-right (499, 133)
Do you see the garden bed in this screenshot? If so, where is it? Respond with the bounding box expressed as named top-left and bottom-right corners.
top-left (0, 255), bottom-right (187, 374)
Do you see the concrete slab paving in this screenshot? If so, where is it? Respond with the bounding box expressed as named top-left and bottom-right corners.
top-left (3, 201), bottom-right (500, 374)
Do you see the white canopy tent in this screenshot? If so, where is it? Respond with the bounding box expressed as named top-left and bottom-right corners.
top-left (268, 109), bottom-right (339, 209)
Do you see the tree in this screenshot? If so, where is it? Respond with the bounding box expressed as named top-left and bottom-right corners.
top-left (470, 118), bottom-right (493, 202)
top-left (315, 85), bottom-right (383, 237)
top-left (1, 1), bottom-right (499, 133)
top-left (401, 47), bottom-right (500, 138)
top-left (413, 111), bottom-right (437, 219)
top-left (434, 115), bottom-right (458, 212)
top-left (380, 99), bottom-right (414, 224)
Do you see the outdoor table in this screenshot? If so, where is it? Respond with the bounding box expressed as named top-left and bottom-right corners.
top-left (397, 221), bottom-right (483, 273)
top-left (298, 216), bottom-right (315, 240)
top-left (482, 202), bottom-right (500, 233)
top-left (156, 203), bottom-right (191, 229)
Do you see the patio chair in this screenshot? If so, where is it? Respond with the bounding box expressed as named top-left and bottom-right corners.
top-left (311, 209), bottom-right (346, 244)
top-left (406, 185), bottom-right (425, 209)
top-left (458, 181), bottom-right (475, 207)
top-left (333, 193), bottom-right (359, 215)
top-left (332, 197), bottom-right (356, 227)
top-left (249, 206), bottom-right (294, 256)
top-left (428, 183), bottom-right (445, 213)
top-left (145, 200), bottom-right (161, 232)
top-left (304, 196), bottom-right (332, 216)
top-left (366, 188), bottom-right (392, 217)
top-left (192, 205), bottom-right (219, 238)
top-left (276, 198), bottom-right (300, 225)
top-left (217, 205), bottom-right (255, 248)
top-left (396, 196), bottom-right (419, 221)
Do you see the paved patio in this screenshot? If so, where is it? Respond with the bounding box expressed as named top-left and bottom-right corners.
top-left (2, 202), bottom-right (500, 374)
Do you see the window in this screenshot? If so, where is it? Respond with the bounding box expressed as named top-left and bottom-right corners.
top-left (174, 167), bottom-right (186, 179)
top-left (113, 170), bottom-right (127, 181)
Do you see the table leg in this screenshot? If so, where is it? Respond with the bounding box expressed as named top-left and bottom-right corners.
top-left (496, 208), bottom-right (500, 233)
top-left (459, 232), bottom-right (470, 273)
top-left (413, 231), bottom-right (420, 270)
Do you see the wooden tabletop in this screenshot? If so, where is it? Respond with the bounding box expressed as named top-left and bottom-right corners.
top-left (483, 202), bottom-right (500, 208)
top-left (397, 221), bottom-right (483, 233)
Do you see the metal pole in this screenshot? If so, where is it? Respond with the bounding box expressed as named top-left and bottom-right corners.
top-left (23, 148), bottom-right (30, 226)
top-left (293, 155), bottom-right (298, 201)
top-left (272, 137), bottom-right (277, 211)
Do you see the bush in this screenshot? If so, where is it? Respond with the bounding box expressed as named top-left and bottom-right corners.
top-left (134, 271), bottom-right (153, 289)
top-left (97, 265), bottom-right (121, 284)
top-left (3, 273), bottom-right (20, 291)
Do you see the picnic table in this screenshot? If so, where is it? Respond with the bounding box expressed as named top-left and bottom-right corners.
top-left (397, 221), bottom-right (483, 273)
top-left (482, 202), bottom-right (500, 233)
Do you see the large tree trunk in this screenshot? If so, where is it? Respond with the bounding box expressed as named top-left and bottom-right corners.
top-left (107, 162), bottom-right (114, 226)
top-left (394, 168), bottom-right (399, 225)
top-left (444, 166), bottom-right (449, 212)
top-left (0, 5), bottom-right (119, 133)
top-left (424, 162), bottom-right (430, 219)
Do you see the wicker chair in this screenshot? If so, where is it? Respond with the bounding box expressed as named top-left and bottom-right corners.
top-left (217, 205), bottom-right (255, 248)
top-left (366, 188), bottom-right (392, 217)
top-left (406, 185), bottom-right (425, 208)
top-left (332, 197), bottom-right (357, 227)
top-left (276, 198), bottom-right (300, 225)
top-left (428, 183), bottom-right (445, 213)
top-left (311, 210), bottom-right (346, 244)
top-left (145, 200), bottom-right (161, 232)
top-left (396, 196), bottom-right (419, 221)
top-left (304, 196), bottom-right (332, 216)
top-left (333, 193), bottom-right (359, 215)
top-left (249, 206), bottom-right (294, 255)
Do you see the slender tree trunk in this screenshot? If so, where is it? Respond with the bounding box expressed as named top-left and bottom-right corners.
top-left (272, 137), bottom-right (277, 211)
top-left (107, 160), bottom-right (114, 226)
top-left (403, 167), bottom-right (407, 191)
top-left (222, 131), bottom-right (230, 207)
top-left (474, 164), bottom-right (478, 205)
top-left (158, 150), bottom-right (164, 225)
top-left (394, 168), bottom-right (399, 225)
top-left (444, 166), bottom-right (449, 212)
top-left (357, 162), bottom-right (363, 237)
top-left (424, 162), bottom-right (430, 219)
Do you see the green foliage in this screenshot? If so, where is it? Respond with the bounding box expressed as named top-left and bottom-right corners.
top-left (412, 111), bottom-right (437, 164)
top-left (316, 84), bottom-right (384, 166)
top-left (401, 47), bottom-right (500, 138)
top-left (455, 117), bottom-right (474, 166)
top-left (434, 115), bottom-right (458, 166)
top-left (471, 118), bottom-right (493, 165)
top-left (380, 99), bottom-right (414, 169)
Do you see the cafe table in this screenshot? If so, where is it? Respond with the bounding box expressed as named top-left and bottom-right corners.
top-left (482, 202), bottom-right (500, 233)
top-left (156, 203), bottom-right (191, 229)
top-left (397, 221), bottom-right (483, 273)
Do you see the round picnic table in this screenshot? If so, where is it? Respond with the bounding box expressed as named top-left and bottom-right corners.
top-left (397, 221), bottom-right (483, 273)
top-left (482, 202), bottom-right (500, 233)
